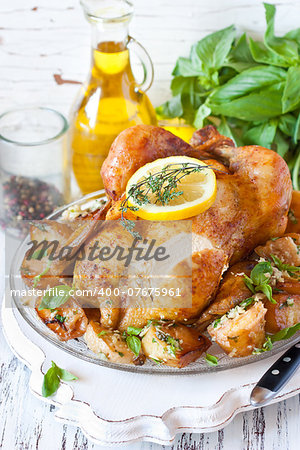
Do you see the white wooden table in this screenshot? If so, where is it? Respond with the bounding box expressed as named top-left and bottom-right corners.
top-left (1, 1), bottom-right (300, 448)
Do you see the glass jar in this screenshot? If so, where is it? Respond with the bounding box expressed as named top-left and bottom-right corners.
top-left (67, 0), bottom-right (157, 198)
top-left (0, 107), bottom-right (68, 238)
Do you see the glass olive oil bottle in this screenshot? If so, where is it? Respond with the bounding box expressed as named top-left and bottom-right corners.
top-left (68, 0), bottom-right (157, 197)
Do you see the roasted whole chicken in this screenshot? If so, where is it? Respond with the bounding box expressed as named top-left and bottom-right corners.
top-left (21, 125), bottom-right (300, 367)
top-left (92, 125), bottom-right (292, 324)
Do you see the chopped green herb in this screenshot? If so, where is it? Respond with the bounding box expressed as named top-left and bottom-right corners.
top-left (213, 318), bottom-right (221, 328)
top-left (98, 331), bottom-right (107, 337)
top-left (270, 254), bottom-right (300, 277)
top-left (118, 351), bottom-right (124, 357)
top-left (155, 329), bottom-right (182, 357)
top-left (205, 353), bottom-right (218, 366)
top-left (150, 357), bottom-right (163, 364)
top-left (288, 209), bottom-right (298, 225)
top-left (55, 314), bottom-right (66, 323)
top-left (253, 336), bottom-right (273, 354)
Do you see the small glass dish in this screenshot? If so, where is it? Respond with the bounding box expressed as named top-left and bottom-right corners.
top-left (0, 107), bottom-right (68, 238)
top-left (9, 189), bottom-right (300, 375)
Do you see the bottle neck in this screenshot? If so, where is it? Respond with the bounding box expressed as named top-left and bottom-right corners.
top-left (90, 21), bottom-right (129, 50)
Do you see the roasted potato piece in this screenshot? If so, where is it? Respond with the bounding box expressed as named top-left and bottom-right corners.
top-left (99, 307), bottom-right (120, 328)
top-left (84, 321), bottom-right (142, 364)
top-left (36, 296), bottom-right (88, 341)
top-left (277, 277), bottom-right (300, 295)
top-left (286, 191), bottom-right (300, 233)
top-left (207, 301), bottom-right (267, 357)
top-left (264, 294), bottom-right (300, 334)
top-left (141, 322), bottom-right (210, 367)
top-left (197, 261), bottom-right (255, 330)
top-left (255, 234), bottom-right (300, 266)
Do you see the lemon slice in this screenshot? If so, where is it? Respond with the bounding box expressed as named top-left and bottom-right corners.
top-left (125, 156), bottom-right (217, 220)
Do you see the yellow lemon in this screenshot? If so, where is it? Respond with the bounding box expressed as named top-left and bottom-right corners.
top-left (125, 156), bottom-right (217, 220)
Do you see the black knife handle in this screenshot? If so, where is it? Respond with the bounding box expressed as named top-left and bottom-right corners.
top-left (250, 343), bottom-right (300, 406)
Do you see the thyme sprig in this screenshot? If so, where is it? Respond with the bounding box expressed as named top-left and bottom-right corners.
top-left (120, 162), bottom-right (213, 238)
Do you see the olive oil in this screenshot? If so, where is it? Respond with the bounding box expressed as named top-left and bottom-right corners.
top-left (69, 41), bottom-right (157, 195)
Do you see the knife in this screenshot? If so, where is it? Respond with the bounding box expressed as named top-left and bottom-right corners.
top-left (250, 342), bottom-right (300, 407)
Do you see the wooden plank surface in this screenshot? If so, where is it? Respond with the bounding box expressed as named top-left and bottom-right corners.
top-left (1, 0), bottom-right (300, 448)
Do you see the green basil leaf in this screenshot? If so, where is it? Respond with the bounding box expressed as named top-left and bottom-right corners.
top-left (193, 104), bottom-right (211, 128)
top-left (194, 25), bottom-right (235, 72)
top-left (258, 282), bottom-right (276, 304)
top-left (293, 112), bottom-right (300, 145)
top-left (156, 94), bottom-right (183, 119)
top-left (263, 3), bottom-right (299, 65)
top-left (285, 28), bottom-right (300, 46)
top-left (217, 116), bottom-right (236, 144)
top-left (171, 76), bottom-right (196, 96)
top-left (292, 150), bottom-right (300, 191)
top-left (205, 353), bottom-right (218, 366)
top-left (38, 285), bottom-right (71, 311)
top-left (126, 335), bottom-right (141, 356)
top-left (209, 82), bottom-right (284, 121)
top-left (42, 366), bottom-right (60, 398)
top-left (42, 361), bottom-right (77, 397)
top-left (127, 326), bottom-right (143, 336)
top-left (273, 130), bottom-right (290, 158)
top-left (59, 368), bottom-right (78, 382)
top-left (243, 275), bottom-right (255, 294)
top-left (244, 119), bottom-right (277, 148)
top-left (249, 38), bottom-right (290, 68)
top-left (270, 322), bottom-right (300, 342)
top-left (226, 33), bottom-right (257, 72)
top-left (228, 33), bottom-right (255, 64)
top-left (282, 67), bottom-right (300, 113)
top-left (251, 261), bottom-right (273, 285)
top-left (208, 66), bottom-right (286, 104)
top-left (172, 57), bottom-right (203, 77)
top-left (278, 114), bottom-right (297, 137)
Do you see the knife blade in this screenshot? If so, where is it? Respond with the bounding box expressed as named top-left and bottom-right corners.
top-left (250, 342), bottom-right (300, 407)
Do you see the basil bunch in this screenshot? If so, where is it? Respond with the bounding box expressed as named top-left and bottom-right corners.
top-left (157, 3), bottom-right (300, 189)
